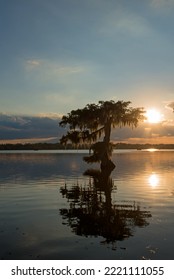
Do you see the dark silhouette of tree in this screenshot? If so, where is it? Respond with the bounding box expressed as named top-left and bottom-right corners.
top-left (59, 100), bottom-right (145, 170)
top-left (60, 169), bottom-right (151, 247)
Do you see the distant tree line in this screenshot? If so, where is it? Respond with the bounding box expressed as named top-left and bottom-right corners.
top-left (1, 142), bottom-right (174, 150)
top-left (0, 142), bottom-right (63, 150)
top-left (114, 143), bottom-right (174, 149)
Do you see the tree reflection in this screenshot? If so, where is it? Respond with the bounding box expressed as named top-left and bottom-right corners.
top-left (60, 169), bottom-right (151, 244)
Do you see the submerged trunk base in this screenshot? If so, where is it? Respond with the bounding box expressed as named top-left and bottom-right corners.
top-left (101, 159), bottom-right (115, 172)
top-left (83, 141), bottom-right (115, 172)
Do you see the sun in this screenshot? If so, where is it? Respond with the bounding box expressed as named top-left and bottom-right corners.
top-left (145, 108), bottom-right (163, 124)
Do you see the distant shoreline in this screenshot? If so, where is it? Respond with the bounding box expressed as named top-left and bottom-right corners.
top-left (1, 142), bottom-right (174, 150)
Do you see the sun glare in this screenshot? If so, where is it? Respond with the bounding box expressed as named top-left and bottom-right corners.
top-left (146, 108), bottom-right (162, 124)
top-left (148, 173), bottom-right (159, 188)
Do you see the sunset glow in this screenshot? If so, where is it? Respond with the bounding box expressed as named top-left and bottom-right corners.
top-left (146, 109), bottom-right (163, 124)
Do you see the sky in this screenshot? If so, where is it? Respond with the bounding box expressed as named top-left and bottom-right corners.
top-left (1, 0), bottom-right (174, 143)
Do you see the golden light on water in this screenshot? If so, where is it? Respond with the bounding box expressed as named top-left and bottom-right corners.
top-left (147, 148), bottom-right (158, 152)
top-left (148, 173), bottom-right (160, 188)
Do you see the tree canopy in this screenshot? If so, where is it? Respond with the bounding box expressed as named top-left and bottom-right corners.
top-left (59, 100), bottom-right (145, 170)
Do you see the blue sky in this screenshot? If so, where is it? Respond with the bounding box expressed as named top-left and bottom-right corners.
top-left (1, 0), bottom-right (174, 131)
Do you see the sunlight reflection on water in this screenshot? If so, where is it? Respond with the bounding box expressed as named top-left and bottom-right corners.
top-left (0, 150), bottom-right (174, 260)
top-left (148, 173), bottom-right (160, 188)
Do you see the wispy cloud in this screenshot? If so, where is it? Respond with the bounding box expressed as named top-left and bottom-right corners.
top-left (100, 9), bottom-right (152, 37)
top-left (24, 59), bottom-right (85, 89)
top-left (44, 91), bottom-right (85, 110)
top-left (165, 101), bottom-right (174, 111)
top-left (26, 59), bottom-right (42, 70)
top-left (36, 112), bottom-right (62, 119)
top-left (25, 59), bottom-right (84, 76)
top-left (26, 60), bottom-right (41, 66)
top-left (162, 119), bottom-right (174, 127)
top-left (150, 0), bottom-right (174, 10)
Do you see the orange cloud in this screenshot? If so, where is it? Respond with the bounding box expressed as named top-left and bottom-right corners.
top-left (120, 136), bottom-right (174, 144)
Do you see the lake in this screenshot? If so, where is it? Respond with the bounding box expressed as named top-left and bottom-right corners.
top-left (0, 149), bottom-right (174, 260)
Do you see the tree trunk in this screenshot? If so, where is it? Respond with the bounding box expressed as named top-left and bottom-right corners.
top-left (100, 120), bottom-right (115, 171)
top-left (104, 120), bottom-right (111, 144)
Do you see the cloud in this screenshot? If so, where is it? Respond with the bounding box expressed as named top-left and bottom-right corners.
top-left (163, 119), bottom-right (174, 127)
top-left (165, 101), bottom-right (174, 111)
top-left (0, 113), bottom-right (63, 141)
top-left (24, 59), bottom-right (85, 92)
top-left (1, 110), bottom-right (174, 144)
top-left (122, 136), bottom-right (174, 144)
top-left (100, 9), bottom-right (152, 37)
top-left (36, 113), bottom-right (63, 119)
top-left (45, 91), bottom-right (79, 104)
top-left (0, 125), bottom-right (20, 132)
top-left (150, 0), bottom-right (174, 10)
top-left (26, 59), bottom-right (42, 70)
top-left (26, 60), bottom-right (41, 66)
top-left (25, 59), bottom-right (84, 76)
top-left (43, 89), bottom-right (91, 114)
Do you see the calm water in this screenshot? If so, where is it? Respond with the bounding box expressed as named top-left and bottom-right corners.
top-left (0, 150), bottom-right (174, 260)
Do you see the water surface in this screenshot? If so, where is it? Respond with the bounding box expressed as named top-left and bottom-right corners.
top-left (0, 150), bottom-right (174, 259)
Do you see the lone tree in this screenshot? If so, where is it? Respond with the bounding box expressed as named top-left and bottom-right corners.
top-left (59, 100), bottom-right (145, 171)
